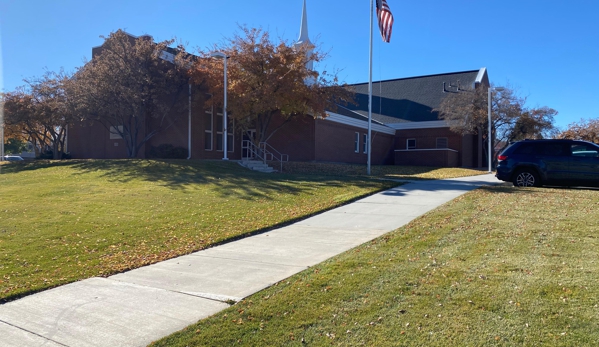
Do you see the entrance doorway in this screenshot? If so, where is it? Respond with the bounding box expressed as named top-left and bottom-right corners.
top-left (242, 129), bottom-right (256, 159)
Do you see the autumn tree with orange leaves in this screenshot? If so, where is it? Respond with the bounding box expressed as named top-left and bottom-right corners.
top-left (2, 71), bottom-right (76, 159)
top-left (189, 26), bottom-right (353, 145)
top-left (71, 30), bottom-right (192, 158)
top-left (557, 118), bottom-right (599, 143)
top-left (435, 85), bottom-right (557, 166)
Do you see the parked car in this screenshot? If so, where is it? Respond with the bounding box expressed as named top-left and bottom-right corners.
top-left (1, 155), bottom-right (24, 161)
top-left (496, 139), bottom-right (599, 187)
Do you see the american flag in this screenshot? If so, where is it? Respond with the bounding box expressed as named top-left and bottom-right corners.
top-left (376, 0), bottom-right (394, 43)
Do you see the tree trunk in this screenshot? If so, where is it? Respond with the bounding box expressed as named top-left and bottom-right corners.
top-left (53, 142), bottom-right (61, 159)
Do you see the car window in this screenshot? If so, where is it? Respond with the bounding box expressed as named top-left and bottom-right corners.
top-left (512, 142), bottom-right (569, 156)
top-left (541, 142), bottom-right (569, 156)
top-left (513, 143), bottom-right (536, 155)
top-left (571, 143), bottom-right (599, 157)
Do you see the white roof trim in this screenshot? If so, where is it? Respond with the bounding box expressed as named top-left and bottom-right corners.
top-left (475, 67), bottom-right (487, 87)
top-left (388, 120), bottom-right (450, 130)
top-left (159, 50), bottom-right (175, 63)
top-left (324, 112), bottom-right (396, 135)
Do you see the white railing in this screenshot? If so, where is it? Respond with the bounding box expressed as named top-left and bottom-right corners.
top-left (242, 139), bottom-right (262, 161)
top-left (241, 140), bottom-right (288, 172)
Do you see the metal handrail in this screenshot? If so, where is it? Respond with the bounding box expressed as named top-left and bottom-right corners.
top-left (241, 140), bottom-right (288, 172)
top-left (259, 142), bottom-right (288, 172)
top-left (241, 140), bottom-right (265, 162)
top-left (260, 142), bottom-right (288, 160)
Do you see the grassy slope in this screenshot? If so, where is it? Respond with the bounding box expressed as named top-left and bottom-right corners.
top-left (281, 161), bottom-right (484, 180)
top-left (151, 185), bottom-right (599, 347)
top-left (0, 160), bottom-right (400, 302)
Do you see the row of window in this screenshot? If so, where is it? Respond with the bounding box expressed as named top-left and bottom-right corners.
top-left (204, 106), bottom-right (234, 152)
top-left (354, 132), bottom-right (368, 153)
top-left (108, 108), bottom-right (235, 153)
top-left (355, 134), bottom-right (449, 153)
top-left (406, 137), bottom-right (448, 150)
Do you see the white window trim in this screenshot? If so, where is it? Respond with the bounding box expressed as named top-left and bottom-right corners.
top-left (227, 118), bottom-right (234, 153)
top-left (204, 108), bottom-right (213, 151)
top-left (109, 126), bottom-right (123, 140)
top-left (362, 133), bottom-right (368, 154)
top-left (436, 137), bottom-right (448, 149)
top-left (354, 132), bottom-right (360, 153)
top-left (407, 138), bottom-right (416, 150)
top-left (216, 112), bottom-right (224, 152)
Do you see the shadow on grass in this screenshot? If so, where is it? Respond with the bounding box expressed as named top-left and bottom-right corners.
top-left (0, 159), bottom-right (389, 201)
top-left (0, 175), bottom-right (394, 305)
top-left (281, 161), bottom-right (487, 180)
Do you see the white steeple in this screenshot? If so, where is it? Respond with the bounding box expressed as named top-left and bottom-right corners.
top-left (296, 0), bottom-right (311, 47)
top-left (294, 0), bottom-right (314, 82)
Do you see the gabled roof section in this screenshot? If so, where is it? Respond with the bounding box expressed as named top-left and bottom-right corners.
top-left (345, 68), bottom-right (489, 124)
top-left (92, 31), bottom-right (153, 58)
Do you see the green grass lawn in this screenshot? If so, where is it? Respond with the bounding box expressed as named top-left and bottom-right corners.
top-left (0, 159), bottom-right (408, 302)
top-left (281, 161), bottom-right (484, 179)
top-left (151, 185), bottom-right (599, 347)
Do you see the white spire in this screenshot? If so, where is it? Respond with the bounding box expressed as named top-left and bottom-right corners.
top-left (294, 0), bottom-right (314, 83)
top-left (296, 0), bottom-right (311, 46)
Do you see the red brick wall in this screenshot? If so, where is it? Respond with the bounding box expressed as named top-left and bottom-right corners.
top-left (266, 115), bottom-right (316, 162)
top-left (394, 127), bottom-right (475, 167)
top-left (68, 121), bottom-right (137, 159)
top-left (395, 127), bottom-right (461, 151)
top-left (461, 133), bottom-right (479, 167)
top-left (395, 149), bottom-right (459, 167)
top-left (146, 116), bottom-right (189, 152)
top-left (314, 120), bottom-right (395, 165)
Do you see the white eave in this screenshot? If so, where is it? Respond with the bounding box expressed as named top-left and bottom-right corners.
top-left (324, 112), bottom-right (396, 135)
top-left (387, 120), bottom-right (450, 130)
top-left (474, 67), bottom-right (487, 88)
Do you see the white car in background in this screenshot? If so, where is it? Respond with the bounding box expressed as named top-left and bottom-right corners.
top-left (1, 155), bottom-right (25, 161)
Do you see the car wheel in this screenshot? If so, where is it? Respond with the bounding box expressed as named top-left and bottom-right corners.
top-left (513, 169), bottom-right (540, 187)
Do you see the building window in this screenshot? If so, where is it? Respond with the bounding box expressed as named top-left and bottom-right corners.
top-left (216, 112), bottom-right (223, 151)
top-left (363, 133), bottom-right (368, 154)
top-left (436, 137), bottom-right (448, 149)
top-left (109, 126), bottom-right (123, 139)
top-left (227, 117), bottom-right (234, 153)
top-left (204, 108), bottom-right (213, 151)
top-left (407, 138), bottom-right (416, 149)
top-left (216, 112), bottom-right (235, 152)
top-left (354, 132), bottom-right (360, 153)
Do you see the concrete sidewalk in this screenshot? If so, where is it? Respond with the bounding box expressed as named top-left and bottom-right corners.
top-left (0, 174), bottom-right (500, 347)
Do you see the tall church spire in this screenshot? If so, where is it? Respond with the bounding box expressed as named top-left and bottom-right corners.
top-left (296, 0), bottom-right (311, 46)
top-left (294, 0), bottom-right (314, 82)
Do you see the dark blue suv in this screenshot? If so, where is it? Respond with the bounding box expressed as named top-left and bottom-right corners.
top-left (496, 139), bottom-right (599, 187)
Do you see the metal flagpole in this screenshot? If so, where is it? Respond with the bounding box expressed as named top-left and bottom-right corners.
top-left (367, 0), bottom-right (373, 175)
top-left (0, 122), bottom-right (4, 162)
top-left (0, 105), bottom-right (4, 162)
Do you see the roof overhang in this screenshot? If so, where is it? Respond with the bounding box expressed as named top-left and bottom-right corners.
top-left (474, 67), bottom-right (489, 88)
top-left (324, 112), bottom-right (396, 135)
top-left (388, 120), bottom-right (451, 130)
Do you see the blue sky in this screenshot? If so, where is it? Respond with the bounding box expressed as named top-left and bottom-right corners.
top-left (1, 0), bottom-right (598, 129)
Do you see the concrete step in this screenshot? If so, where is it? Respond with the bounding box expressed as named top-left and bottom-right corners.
top-left (240, 160), bottom-right (276, 173)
